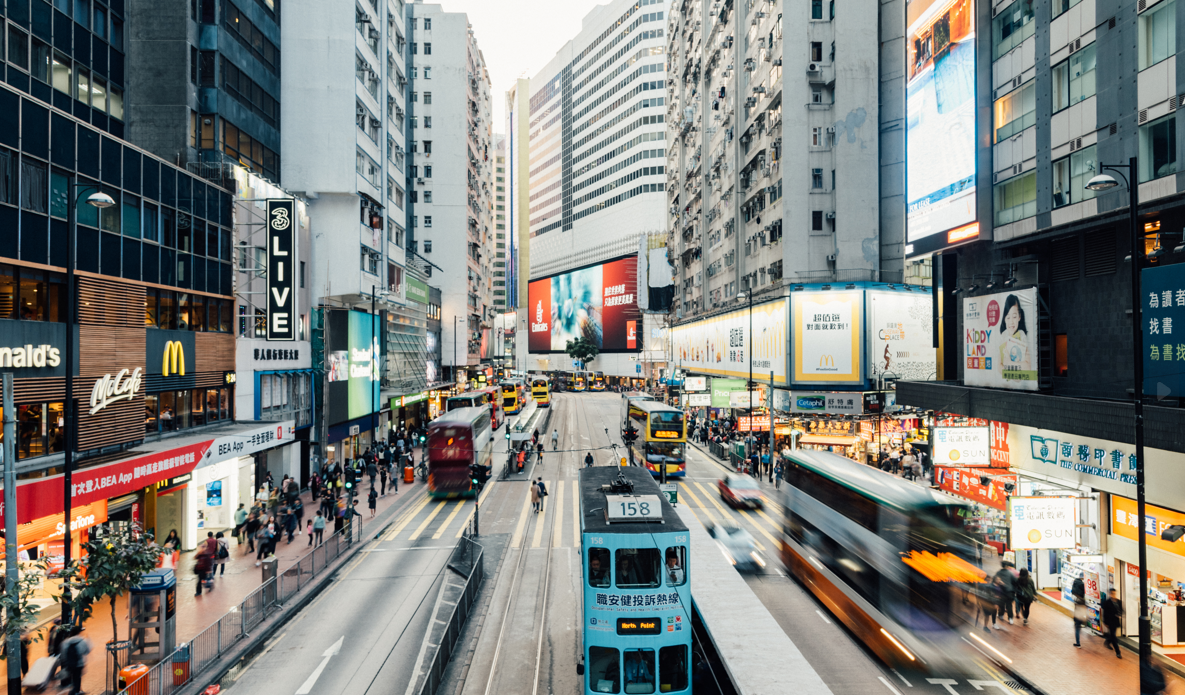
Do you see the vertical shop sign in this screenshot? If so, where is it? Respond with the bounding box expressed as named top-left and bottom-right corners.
top-left (1141, 264), bottom-right (1185, 399)
top-left (267, 199), bottom-right (296, 341)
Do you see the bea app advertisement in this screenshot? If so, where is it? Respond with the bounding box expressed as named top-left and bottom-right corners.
top-left (527, 255), bottom-right (641, 353)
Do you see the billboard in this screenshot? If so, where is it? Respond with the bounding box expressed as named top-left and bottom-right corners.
top-left (527, 256), bottom-right (641, 352)
top-left (868, 291), bottom-right (936, 382)
top-left (670, 299), bottom-right (788, 384)
top-left (932, 426), bottom-right (990, 466)
top-left (1141, 265), bottom-right (1185, 399)
top-left (792, 291), bottom-right (862, 384)
top-left (905, 0), bottom-right (977, 255)
top-left (327, 310), bottom-right (381, 424)
top-left (266, 199), bottom-right (296, 341)
top-left (710, 378), bottom-right (747, 408)
top-left (963, 289), bottom-right (1038, 390)
top-left (789, 392), bottom-right (863, 414)
top-left (935, 467), bottom-right (1015, 511)
top-left (1009, 496), bottom-right (1077, 549)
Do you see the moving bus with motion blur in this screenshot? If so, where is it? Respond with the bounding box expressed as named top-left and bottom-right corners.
top-left (426, 406), bottom-right (493, 499)
top-left (573, 372), bottom-right (587, 392)
top-left (578, 466), bottom-right (691, 695)
top-left (625, 401), bottom-right (686, 478)
top-left (591, 371), bottom-right (606, 391)
top-left (501, 379), bottom-right (527, 415)
top-left (446, 387), bottom-right (504, 429)
top-left (779, 449), bottom-right (989, 672)
top-left (531, 377), bottom-right (551, 407)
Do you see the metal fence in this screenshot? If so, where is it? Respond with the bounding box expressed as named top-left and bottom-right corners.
top-left (112, 519), bottom-right (363, 695)
top-left (413, 534), bottom-right (484, 695)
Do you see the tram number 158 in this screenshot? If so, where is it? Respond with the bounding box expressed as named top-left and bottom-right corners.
top-left (618, 501), bottom-right (651, 517)
top-left (606, 494), bottom-right (662, 521)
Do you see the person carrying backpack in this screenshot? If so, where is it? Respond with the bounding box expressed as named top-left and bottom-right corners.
top-left (58, 630), bottom-right (90, 695)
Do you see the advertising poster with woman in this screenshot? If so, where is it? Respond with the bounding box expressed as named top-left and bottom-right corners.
top-left (963, 288), bottom-right (1038, 390)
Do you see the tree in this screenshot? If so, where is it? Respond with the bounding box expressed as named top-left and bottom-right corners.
top-left (61, 524), bottom-right (161, 643)
top-left (565, 337), bottom-right (599, 367)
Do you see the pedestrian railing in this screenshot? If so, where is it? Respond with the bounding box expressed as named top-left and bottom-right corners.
top-left (111, 518), bottom-right (364, 695)
top-left (412, 534), bottom-right (485, 695)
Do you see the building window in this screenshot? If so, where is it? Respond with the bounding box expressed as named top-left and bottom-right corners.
top-left (52, 52), bottom-right (71, 93)
top-left (810, 41), bottom-right (822, 62)
top-left (30, 40), bottom-right (50, 83)
top-left (424, 116), bottom-right (432, 128)
top-left (423, 18), bottom-right (431, 30)
top-left (425, 240), bottom-right (433, 252)
top-left (992, 0), bottom-right (1034, 60)
top-left (424, 91), bottom-right (432, 104)
top-left (993, 170), bottom-right (1036, 225)
top-left (424, 191), bottom-right (432, 203)
top-left (356, 149), bottom-right (380, 187)
top-left (395, 185), bottom-right (404, 209)
top-left (812, 0), bottom-right (823, 19)
top-left (423, 141), bottom-right (432, 154)
top-left (424, 67), bottom-right (431, 79)
top-left (1054, 334), bottom-right (1068, 376)
top-left (1052, 145), bottom-right (1097, 208)
top-left (1139, 0), bottom-right (1177, 71)
top-left (1139, 114), bottom-right (1178, 182)
top-left (424, 42), bottom-right (431, 54)
top-left (811, 210), bottom-right (824, 230)
top-left (7, 26), bottom-right (28, 71)
top-left (811, 168), bottom-right (823, 189)
top-left (993, 80), bottom-right (1035, 143)
top-left (1053, 0), bottom-right (1081, 18)
top-left (1052, 43), bottom-right (1096, 112)
top-left (424, 165), bottom-right (433, 178)
top-left (411, 42), bottom-right (417, 54)
top-left (424, 215), bottom-right (432, 227)
top-left (811, 128), bottom-right (822, 146)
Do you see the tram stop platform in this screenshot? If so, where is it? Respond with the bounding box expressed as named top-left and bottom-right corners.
top-left (679, 505), bottom-right (833, 695)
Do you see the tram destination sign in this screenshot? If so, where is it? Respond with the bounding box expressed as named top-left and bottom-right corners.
top-left (605, 495), bottom-right (663, 523)
top-left (617, 617), bottom-right (661, 635)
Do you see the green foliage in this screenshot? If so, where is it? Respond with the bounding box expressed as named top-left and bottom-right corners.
top-left (62, 524), bottom-right (161, 642)
top-left (565, 337), bottom-right (599, 365)
top-left (0, 550), bottom-right (51, 647)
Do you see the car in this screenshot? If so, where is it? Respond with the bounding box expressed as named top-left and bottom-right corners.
top-left (706, 522), bottom-right (765, 572)
top-left (718, 473), bottom-right (764, 509)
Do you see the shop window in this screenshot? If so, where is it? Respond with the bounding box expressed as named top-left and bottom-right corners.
top-left (191, 389), bottom-right (205, 427)
top-left (18, 270), bottom-right (47, 321)
top-left (158, 290), bottom-right (176, 330)
top-left (220, 387), bottom-right (231, 420)
top-left (177, 293), bottom-right (191, 330)
top-left (206, 389), bottom-right (220, 422)
top-left (175, 390), bottom-right (191, 429)
top-left (191, 296), bottom-right (206, 332)
top-left (0, 266), bottom-right (15, 320)
top-left (159, 391), bottom-right (177, 430)
top-left (1055, 334), bottom-right (1069, 377)
top-left (145, 394), bottom-right (158, 434)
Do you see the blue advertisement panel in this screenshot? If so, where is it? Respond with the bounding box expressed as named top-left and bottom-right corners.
top-left (1142, 265), bottom-right (1185, 399)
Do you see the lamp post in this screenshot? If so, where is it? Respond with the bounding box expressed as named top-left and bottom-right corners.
top-left (737, 291), bottom-right (753, 463)
top-left (1085, 156), bottom-right (1152, 682)
top-left (59, 186), bottom-right (114, 628)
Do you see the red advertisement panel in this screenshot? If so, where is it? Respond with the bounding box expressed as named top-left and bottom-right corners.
top-left (528, 278), bottom-right (551, 353)
top-left (600, 256), bottom-right (641, 350)
top-left (627, 321), bottom-right (637, 349)
top-left (934, 467), bottom-right (1016, 511)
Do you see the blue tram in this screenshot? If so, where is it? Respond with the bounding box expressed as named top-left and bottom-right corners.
top-left (579, 467), bottom-right (691, 694)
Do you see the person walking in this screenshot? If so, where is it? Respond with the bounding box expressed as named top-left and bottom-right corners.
top-left (58, 629), bottom-right (91, 695)
top-left (1071, 574), bottom-right (1087, 646)
top-left (379, 456), bottom-right (390, 496)
top-left (1102, 588), bottom-right (1123, 657)
top-left (585, 452), bottom-right (594, 468)
top-left (284, 505), bottom-right (298, 543)
top-left (233, 503), bottom-right (248, 543)
top-left (255, 518), bottom-right (273, 566)
top-left (551, 428), bottom-right (559, 450)
top-left (214, 531), bottom-right (230, 576)
top-left (530, 477), bottom-right (541, 513)
top-left (366, 458), bottom-right (378, 490)
top-left (194, 536), bottom-right (215, 596)
top-left (1015, 567), bottom-right (1036, 625)
top-left (306, 519), bottom-right (315, 546)
top-left (536, 477), bottom-right (548, 513)
top-left (312, 510), bottom-right (326, 546)
top-left (368, 486), bottom-right (378, 518)
top-left (994, 563), bottom-right (1017, 625)
top-left (774, 461), bottom-right (783, 490)
top-left (244, 511), bottom-right (260, 554)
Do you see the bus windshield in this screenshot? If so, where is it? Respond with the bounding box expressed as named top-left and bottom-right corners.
top-left (645, 442), bottom-right (684, 463)
top-left (651, 411), bottom-right (684, 427)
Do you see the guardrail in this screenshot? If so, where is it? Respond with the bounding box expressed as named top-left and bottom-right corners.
top-left (412, 534), bottom-right (485, 695)
top-left (113, 518), bottom-right (364, 695)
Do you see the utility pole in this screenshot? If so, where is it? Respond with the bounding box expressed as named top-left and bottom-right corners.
top-left (4, 374), bottom-right (20, 695)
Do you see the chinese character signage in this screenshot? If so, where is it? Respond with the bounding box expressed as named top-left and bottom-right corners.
top-left (1009, 496), bottom-right (1077, 549)
top-left (963, 288), bottom-right (1039, 390)
top-left (1111, 495), bottom-right (1185, 559)
top-left (670, 300), bottom-right (788, 384)
top-left (935, 467), bottom-right (1015, 511)
top-left (1141, 265), bottom-right (1185, 399)
top-left (789, 391), bottom-right (863, 414)
top-left (793, 291), bottom-right (862, 384)
top-left (933, 427), bottom-right (990, 466)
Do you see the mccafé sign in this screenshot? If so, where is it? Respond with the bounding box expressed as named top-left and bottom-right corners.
top-left (90, 367), bottom-right (143, 414)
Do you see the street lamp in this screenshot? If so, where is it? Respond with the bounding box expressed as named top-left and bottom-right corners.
top-left (60, 187), bottom-right (114, 627)
top-left (737, 291), bottom-right (753, 465)
top-left (1085, 156), bottom-right (1153, 681)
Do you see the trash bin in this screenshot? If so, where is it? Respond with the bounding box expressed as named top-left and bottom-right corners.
top-left (172, 642), bottom-right (191, 685)
top-left (403, 465), bottom-right (414, 483)
top-left (119, 663), bottom-right (150, 695)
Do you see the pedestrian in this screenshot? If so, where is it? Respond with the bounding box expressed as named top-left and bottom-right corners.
top-left (284, 506), bottom-right (298, 543)
top-left (1071, 574), bottom-right (1086, 646)
top-left (1102, 588), bottom-right (1123, 657)
top-left (530, 477), bottom-right (541, 513)
top-left (536, 477), bottom-right (548, 513)
top-left (585, 452), bottom-right (594, 468)
top-left (902, 450), bottom-right (918, 480)
top-left (244, 511), bottom-right (260, 554)
top-left (552, 428), bottom-right (559, 450)
top-left (536, 440), bottom-right (545, 464)
top-left (774, 462), bottom-right (783, 490)
top-left (380, 457), bottom-right (390, 496)
top-left (194, 539), bottom-right (214, 596)
top-left (306, 519), bottom-right (314, 546)
top-left (58, 629), bottom-right (90, 695)
top-left (214, 531), bottom-right (230, 576)
top-left (992, 563), bottom-right (1016, 625)
top-left (162, 529), bottom-right (181, 551)
top-left (292, 496), bottom-right (305, 533)
top-left (233, 503), bottom-right (248, 543)
top-left (367, 458), bottom-right (378, 489)
top-left (1015, 567), bottom-right (1035, 625)
top-left (313, 510), bottom-right (326, 546)
top-left (368, 486), bottom-right (378, 518)
top-left (255, 519), bottom-right (272, 566)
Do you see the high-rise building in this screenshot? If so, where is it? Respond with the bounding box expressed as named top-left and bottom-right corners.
top-left (505, 78), bottom-right (530, 370)
top-left (665, 0), bottom-right (910, 321)
top-left (406, 1), bottom-right (494, 378)
top-left (126, 0), bottom-right (282, 183)
top-left (492, 134), bottom-right (508, 312)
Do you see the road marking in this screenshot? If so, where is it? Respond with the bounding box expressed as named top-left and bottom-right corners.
top-left (891, 669), bottom-right (912, 687)
top-left (815, 609), bottom-right (831, 624)
top-left (552, 480), bottom-right (565, 548)
top-left (571, 480), bottom-right (580, 548)
top-left (737, 510), bottom-right (779, 548)
top-left (433, 501), bottom-right (466, 540)
top-left (381, 494), bottom-right (432, 540)
top-left (691, 481), bottom-right (768, 550)
top-left (295, 635), bottom-right (343, 694)
top-left (676, 484), bottom-right (716, 523)
top-left (408, 501), bottom-right (448, 541)
top-left (755, 506), bottom-right (781, 531)
top-left (510, 489), bottom-right (532, 548)
top-left (878, 676), bottom-right (904, 695)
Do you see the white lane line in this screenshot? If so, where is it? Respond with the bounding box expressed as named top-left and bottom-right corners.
top-left (878, 676), bottom-right (905, 695)
top-left (815, 609), bottom-right (832, 625)
top-left (892, 669), bottom-right (912, 687)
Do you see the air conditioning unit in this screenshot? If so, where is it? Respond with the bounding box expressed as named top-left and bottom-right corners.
top-left (826, 126), bottom-right (836, 133)
top-left (356, 106), bottom-right (367, 116)
top-left (773, 58), bottom-right (783, 66)
top-left (825, 212), bottom-right (836, 220)
top-left (369, 117), bottom-right (381, 128)
top-left (807, 63), bottom-right (819, 72)
top-left (417, 178), bottom-right (425, 185)
top-left (826, 253), bottom-right (837, 262)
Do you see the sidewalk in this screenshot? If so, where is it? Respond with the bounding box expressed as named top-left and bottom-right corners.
top-left (26, 451), bottom-right (429, 695)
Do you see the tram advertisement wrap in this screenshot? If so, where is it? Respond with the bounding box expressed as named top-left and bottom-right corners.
top-left (527, 255), bottom-right (641, 352)
top-left (963, 288), bottom-right (1039, 391)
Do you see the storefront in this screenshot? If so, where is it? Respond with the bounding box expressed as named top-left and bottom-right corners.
top-left (1109, 495), bottom-right (1185, 647)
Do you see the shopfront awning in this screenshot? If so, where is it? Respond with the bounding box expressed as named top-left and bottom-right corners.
top-left (799, 434), bottom-right (861, 446)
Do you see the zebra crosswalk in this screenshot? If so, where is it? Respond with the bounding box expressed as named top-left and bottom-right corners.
top-left (509, 479), bottom-right (583, 549)
top-left (676, 479), bottom-right (783, 547)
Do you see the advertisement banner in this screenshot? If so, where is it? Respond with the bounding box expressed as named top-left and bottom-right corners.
top-left (687, 393), bottom-right (711, 406)
top-left (905, 0), bottom-right (977, 253)
top-left (266, 199), bottom-right (296, 341)
top-left (1141, 265), bottom-right (1185, 399)
top-left (684, 376), bottom-right (707, 392)
top-left (526, 255), bottom-right (641, 352)
top-left (737, 417), bottom-right (770, 432)
top-left (728, 390), bottom-right (761, 408)
top-left (406, 277), bottom-right (430, 304)
top-left (1009, 496), bottom-right (1077, 549)
top-left (1111, 495), bottom-right (1185, 559)
top-left (934, 467), bottom-right (1015, 511)
top-left (789, 392), bottom-right (862, 414)
top-left (670, 299), bottom-right (788, 384)
top-left (963, 289), bottom-right (1039, 390)
top-left (348, 312), bottom-right (381, 420)
top-left (792, 291), bottom-right (862, 384)
top-left (932, 426), bottom-right (990, 466)
top-left (868, 291), bottom-right (936, 381)
top-left (710, 378), bottom-right (747, 408)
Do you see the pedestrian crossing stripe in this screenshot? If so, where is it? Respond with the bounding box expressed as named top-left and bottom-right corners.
top-left (433, 501), bottom-right (466, 540)
top-left (408, 501), bottom-right (448, 541)
top-left (380, 493), bottom-right (432, 541)
top-left (690, 481), bottom-right (769, 551)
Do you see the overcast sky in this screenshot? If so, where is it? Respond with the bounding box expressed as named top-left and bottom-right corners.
top-left (434, 0), bottom-right (609, 130)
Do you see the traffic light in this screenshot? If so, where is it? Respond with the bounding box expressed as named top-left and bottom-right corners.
top-left (505, 430), bottom-right (511, 440)
top-left (344, 467), bottom-right (355, 493)
top-left (419, 434), bottom-right (427, 444)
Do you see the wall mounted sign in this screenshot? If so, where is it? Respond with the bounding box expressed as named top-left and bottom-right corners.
top-left (0, 344), bottom-right (61, 368)
top-left (267, 199), bottom-right (296, 341)
top-left (162, 340), bottom-right (186, 376)
top-left (89, 368), bottom-right (143, 414)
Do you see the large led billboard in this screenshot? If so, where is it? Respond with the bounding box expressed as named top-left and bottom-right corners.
top-left (327, 310), bottom-right (382, 424)
top-left (792, 291), bottom-right (862, 384)
top-left (906, 0), bottom-right (977, 255)
top-left (528, 256), bottom-right (641, 352)
top-left (963, 288), bottom-right (1038, 391)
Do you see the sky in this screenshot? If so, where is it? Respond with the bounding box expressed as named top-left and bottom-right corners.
top-left (430, 0), bottom-right (610, 130)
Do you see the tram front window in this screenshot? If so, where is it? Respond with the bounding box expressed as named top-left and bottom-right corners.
top-left (588, 547), bottom-right (611, 587)
top-left (623, 649), bottom-right (655, 694)
top-left (659, 645), bottom-right (688, 693)
top-left (645, 442), bottom-right (683, 463)
top-left (615, 548), bottom-right (661, 588)
top-left (589, 646), bottom-right (620, 693)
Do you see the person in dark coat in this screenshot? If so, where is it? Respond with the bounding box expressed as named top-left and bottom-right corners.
top-left (1015, 568), bottom-right (1036, 624)
top-left (994, 563), bottom-right (1017, 624)
top-left (1102, 589), bottom-right (1123, 657)
top-left (1071, 575), bottom-right (1086, 647)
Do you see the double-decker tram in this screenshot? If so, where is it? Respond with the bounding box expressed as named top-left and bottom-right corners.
top-left (624, 401), bottom-right (686, 478)
top-left (573, 372), bottom-right (588, 392)
top-left (445, 387), bottom-right (504, 429)
top-left (779, 449), bottom-right (989, 672)
top-left (501, 379), bottom-right (527, 415)
top-left (426, 406), bottom-right (492, 499)
top-left (591, 371), bottom-right (606, 391)
top-left (531, 376), bottom-right (551, 407)
top-left (579, 467), bottom-right (691, 695)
